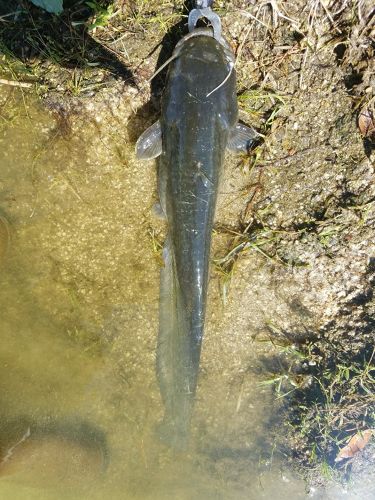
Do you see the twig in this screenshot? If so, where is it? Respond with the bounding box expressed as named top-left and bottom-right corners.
top-left (240, 10), bottom-right (271, 30)
top-left (0, 78), bottom-right (33, 88)
top-left (319, 0), bottom-right (342, 34)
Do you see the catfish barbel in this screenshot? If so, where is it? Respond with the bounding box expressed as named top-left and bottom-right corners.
top-left (136, 2), bottom-right (256, 448)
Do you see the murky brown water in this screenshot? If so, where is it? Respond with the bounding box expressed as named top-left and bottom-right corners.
top-left (0, 86), bottom-right (373, 500)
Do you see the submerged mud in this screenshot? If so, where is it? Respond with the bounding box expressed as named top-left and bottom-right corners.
top-left (0, 84), bottom-right (307, 499)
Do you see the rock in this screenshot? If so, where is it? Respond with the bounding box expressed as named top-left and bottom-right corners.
top-left (0, 428), bottom-right (107, 489)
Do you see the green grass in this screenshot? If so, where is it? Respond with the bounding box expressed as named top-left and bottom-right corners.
top-left (251, 321), bottom-right (374, 473)
top-left (238, 89), bottom-right (287, 129)
top-left (0, 41), bottom-right (39, 81)
top-left (278, 340), bottom-right (374, 468)
top-left (213, 228), bottom-right (272, 304)
top-left (86, 0), bottom-right (115, 31)
top-left (213, 223), bottom-right (300, 304)
top-left (147, 226), bottom-right (164, 265)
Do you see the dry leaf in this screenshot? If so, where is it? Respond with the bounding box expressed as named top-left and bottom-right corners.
top-left (335, 429), bottom-right (374, 462)
top-left (358, 107), bottom-right (375, 139)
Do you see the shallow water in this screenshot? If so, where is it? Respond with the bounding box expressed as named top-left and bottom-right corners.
top-left (0, 86), bottom-right (373, 500)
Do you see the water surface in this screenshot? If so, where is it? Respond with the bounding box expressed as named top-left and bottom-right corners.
top-left (0, 86), bottom-right (372, 499)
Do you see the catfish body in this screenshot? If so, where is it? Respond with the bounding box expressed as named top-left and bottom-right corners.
top-left (157, 34), bottom-right (237, 446)
top-left (136, 29), bottom-right (256, 449)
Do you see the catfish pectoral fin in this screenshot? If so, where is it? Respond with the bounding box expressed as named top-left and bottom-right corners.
top-left (135, 120), bottom-right (162, 160)
top-left (227, 122), bottom-right (259, 153)
top-left (151, 202), bottom-right (166, 220)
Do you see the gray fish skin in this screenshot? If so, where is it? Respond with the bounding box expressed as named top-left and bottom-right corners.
top-left (156, 33), bottom-right (238, 448)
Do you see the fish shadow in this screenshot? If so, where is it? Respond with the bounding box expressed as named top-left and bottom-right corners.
top-left (0, 0), bottom-right (135, 87)
top-left (127, 1), bottom-right (196, 143)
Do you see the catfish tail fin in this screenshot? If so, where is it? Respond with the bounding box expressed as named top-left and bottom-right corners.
top-left (156, 238), bottom-right (195, 450)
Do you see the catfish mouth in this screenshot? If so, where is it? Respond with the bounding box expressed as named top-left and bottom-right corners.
top-left (173, 27), bottom-right (235, 65)
top-left (174, 27), bottom-right (215, 49)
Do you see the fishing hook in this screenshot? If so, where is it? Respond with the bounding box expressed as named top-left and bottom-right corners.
top-left (189, 1), bottom-right (222, 41)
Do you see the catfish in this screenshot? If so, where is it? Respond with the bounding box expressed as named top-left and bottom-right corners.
top-left (136, 16), bottom-right (257, 448)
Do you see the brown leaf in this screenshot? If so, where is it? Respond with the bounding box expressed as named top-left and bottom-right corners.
top-left (358, 107), bottom-right (375, 139)
top-left (335, 429), bottom-right (374, 462)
